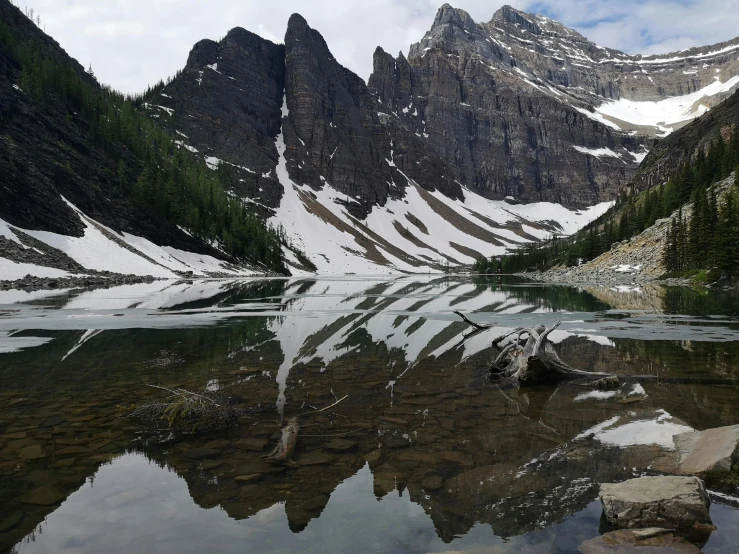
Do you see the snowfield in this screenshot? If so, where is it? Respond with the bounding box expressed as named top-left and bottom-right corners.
top-left (269, 98), bottom-right (612, 275)
top-left (594, 76), bottom-right (739, 133)
top-left (0, 200), bottom-right (260, 281)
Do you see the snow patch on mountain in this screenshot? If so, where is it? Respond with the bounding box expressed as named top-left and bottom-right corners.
top-left (594, 75), bottom-right (739, 133)
top-left (0, 201), bottom-right (259, 281)
top-left (271, 96), bottom-right (613, 275)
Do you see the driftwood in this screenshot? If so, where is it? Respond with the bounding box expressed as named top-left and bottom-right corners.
top-left (263, 416), bottom-right (300, 466)
top-left (454, 311), bottom-right (497, 341)
top-left (491, 322), bottom-right (613, 386)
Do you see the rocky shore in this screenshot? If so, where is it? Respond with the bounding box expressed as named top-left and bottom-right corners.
top-left (0, 273), bottom-right (158, 291)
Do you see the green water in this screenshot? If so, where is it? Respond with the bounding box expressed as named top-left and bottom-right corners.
top-left (1, 276), bottom-right (739, 553)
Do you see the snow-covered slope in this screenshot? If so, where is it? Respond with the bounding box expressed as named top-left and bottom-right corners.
top-left (0, 198), bottom-right (261, 281)
top-left (270, 99), bottom-right (611, 274)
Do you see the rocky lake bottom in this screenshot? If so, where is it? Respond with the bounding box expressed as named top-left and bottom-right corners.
top-left (1, 276), bottom-right (739, 553)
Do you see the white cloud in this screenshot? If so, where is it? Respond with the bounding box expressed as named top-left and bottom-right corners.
top-left (18, 0), bottom-right (739, 94)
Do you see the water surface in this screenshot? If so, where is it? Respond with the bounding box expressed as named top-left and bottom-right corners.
top-left (1, 276), bottom-right (739, 553)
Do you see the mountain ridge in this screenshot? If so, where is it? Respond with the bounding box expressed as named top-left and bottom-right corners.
top-left (2, 1), bottom-right (739, 278)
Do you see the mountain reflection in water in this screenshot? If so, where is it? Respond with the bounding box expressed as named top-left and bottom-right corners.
top-left (1, 276), bottom-right (739, 554)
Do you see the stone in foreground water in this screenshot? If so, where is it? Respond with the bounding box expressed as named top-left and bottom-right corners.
top-left (599, 476), bottom-right (712, 531)
top-left (674, 425), bottom-right (739, 475)
top-left (578, 528), bottom-right (701, 553)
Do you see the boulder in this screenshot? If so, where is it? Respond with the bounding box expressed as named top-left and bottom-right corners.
top-left (674, 425), bottom-right (739, 475)
top-left (599, 476), bottom-right (712, 532)
top-left (578, 528), bottom-right (702, 553)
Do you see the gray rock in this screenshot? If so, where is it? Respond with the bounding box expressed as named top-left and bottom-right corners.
top-left (674, 425), bottom-right (739, 475)
top-left (599, 476), bottom-right (712, 531)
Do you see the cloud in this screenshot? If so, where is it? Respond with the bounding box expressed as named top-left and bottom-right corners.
top-left (19, 0), bottom-right (739, 94)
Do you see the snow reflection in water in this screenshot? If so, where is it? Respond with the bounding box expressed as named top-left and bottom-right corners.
top-left (1, 277), bottom-right (739, 553)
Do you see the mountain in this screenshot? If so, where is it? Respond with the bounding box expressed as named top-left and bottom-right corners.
top-left (0, 0), bottom-right (283, 282)
top-left (145, 5), bottom-right (739, 274)
top-left (369, 4), bottom-right (739, 205)
top-left (2, 1), bottom-right (739, 278)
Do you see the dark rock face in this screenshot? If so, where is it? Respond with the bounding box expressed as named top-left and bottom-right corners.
top-left (367, 4), bottom-right (739, 206)
top-left (150, 4), bottom-right (739, 217)
top-left (282, 14), bottom-right (394, 217)
top-left (282, 15), bottom-right (463, 218)
top-left (147, 27), bottom-right (286, 211)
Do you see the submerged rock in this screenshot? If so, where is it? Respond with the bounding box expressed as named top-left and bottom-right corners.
top-left (19, 486), bottom-right (64, 505)
top-left (599, 476), bottom-right (712, 532)
top-left (578, 528), bottom-right (701, 553)
top-left (17, 444), bottom-right (46, 460)
top-left (363, 448), bottom-right (384, 468)
top-left (323, 439), bottom-right (357, 452)
top-left (674, 425), bottom-right (739, 475)
top-left (0, 511), bottom-right (23, 532)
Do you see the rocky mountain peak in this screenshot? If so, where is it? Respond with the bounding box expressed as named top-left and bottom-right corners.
top-left (286, 12), bottom-right (331, 53)
top-left (286, 13), bottom-right (309, 33)
top-left (185, 38), bottom-right (219, 68)
top-left (223, 26), bottom-right (276, 50)
top-left (491, 4), bottom-right (542, 35)
top-left (431, 3), bottom-right (477, 33)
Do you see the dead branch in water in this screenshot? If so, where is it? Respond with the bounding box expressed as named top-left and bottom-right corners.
top-left (491, 322), bottom-right (614, 387)
top-left (454, 311), bottom-right (494, 331)
top-left (263, 416), bottom-right (300, 466)
top-left (492, 327), bottom-right (528, 348)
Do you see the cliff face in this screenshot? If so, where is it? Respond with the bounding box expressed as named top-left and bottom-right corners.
top-left (367, 4), bottom-right (739, 206)
top-left (141, 27), bottom-right (286, 212)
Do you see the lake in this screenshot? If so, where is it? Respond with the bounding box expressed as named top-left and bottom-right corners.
top-left (1, 276), bottom-right (739, 553)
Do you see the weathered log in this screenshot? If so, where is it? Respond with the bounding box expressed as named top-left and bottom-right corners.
top-left (263, 417), bottom-right (299, 466)
top-left (492, 327), bottom-right (528, 347)
top-left (491, 322), bottom-right (614, 386)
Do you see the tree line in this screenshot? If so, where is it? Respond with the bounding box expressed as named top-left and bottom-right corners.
top-left (0, 10), bottom-right (284, 272)
top-left (475, 128), bottom-right (739, 276)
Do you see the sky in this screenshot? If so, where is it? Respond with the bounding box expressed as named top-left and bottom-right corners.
top-left (16, 0), bottom-right (739, 94)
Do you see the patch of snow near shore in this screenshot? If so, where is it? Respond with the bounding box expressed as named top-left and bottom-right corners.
top-left (612, 264), bottom-right (642, 273)
top-left (595, 76), bottom-right (739, 131)
top-left (1, 202), bottom-right (254, 280)
top-left (0, 258), bottom-right (72, 280)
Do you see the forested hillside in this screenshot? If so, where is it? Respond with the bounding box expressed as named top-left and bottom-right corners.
top-left (0, 1), bottom-right (284, 272)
